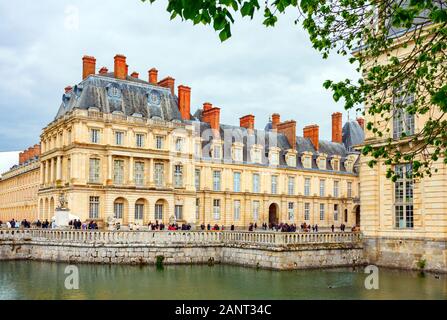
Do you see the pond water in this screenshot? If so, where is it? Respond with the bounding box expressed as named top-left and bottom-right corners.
top-left (0, 261), bottom-right (445, 300)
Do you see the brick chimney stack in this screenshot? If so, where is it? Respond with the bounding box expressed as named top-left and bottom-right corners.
top-left (149, 68), bottom-right (158, 84)
top-left (131, 72), bottom-right (139, 79)
top-left (82, 55), bottom-right (96, 80)
top-left (240, 115), bottom-right (255, 131)
top-left (114, 54), bottom-right (127, 80)
top-left (357, 117), bottom-right (365, 130)
top-left (19, 144), bottom-right (40, 165)
top-left (202, 103), bottom-right (221, 132)
top-left (158, 77), bottom-right (175, 95)
top-left (277, 120), bottom-right (297, 150)
top-left (304, 125), bottom-right (320, 151)
top-left (99, 67), bottom-right (108, 75)
top-left (332, 112), bottom-right (343, 144)
top-left (272, 113), bottom-right (281, 130)
top-left (178, 85), bottom-right (191, 120)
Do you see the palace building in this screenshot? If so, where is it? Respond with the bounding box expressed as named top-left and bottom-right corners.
top-left (1, 54), bottom-right (365, 228)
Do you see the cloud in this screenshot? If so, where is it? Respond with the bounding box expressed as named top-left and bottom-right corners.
top-left (0, 0), bottom-right (360, 152)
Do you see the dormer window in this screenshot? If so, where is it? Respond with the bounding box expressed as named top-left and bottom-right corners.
top-left (269, 148), bottom-right (280, 166)
top-left (285, 150), bottom-right (297, 167)
top-left (317, 154), bottom-right (328, 170)
top-left (301, 152), bottom-right (312, 169)
top-left (232, 143), bottom-right (243, 162)
top-left (212, 143), bottom-right (222, 160)
top-left (331, 156), bottom-right (341, 171)
top-left (251, 145), bottom-right (263, 164)
top-left (107, 86), bottom-right (121, 99)
top-left (148, 89), bottom-right (162, 106)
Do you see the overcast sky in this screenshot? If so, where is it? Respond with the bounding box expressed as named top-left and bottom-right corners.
top-left (0, 0), bottom-right (360, 152)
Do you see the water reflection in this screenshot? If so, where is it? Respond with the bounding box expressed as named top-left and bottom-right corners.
top-left (0, 261), bottom-right (445, 300)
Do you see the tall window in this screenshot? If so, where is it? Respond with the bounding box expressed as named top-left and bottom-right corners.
top-left (271, 175), bottom-right (278, 194)
top-left (195, 199), bottom-right (200, 220)
top-left (333, 181), bottom-right (339, 198)
top-left (233, 148), bottom-right (243, 162)
top-left (89, 196), bottom-right (99, 219)
top-left (136, 134), bottom-right (144, 148)
top-left (347, 182), bottom-right (353, 198)
top-left (213, 171), bottom-right (221, 191)
top-left (334, 204), bottom-right (339, 221)
top-left (114, 160), bottom-right (124, 185)
top-left (175, 205), bottom-right (183, 220)
top-left (270, 152), bottom-right (279, 165)
top-left (115, 131), bottom-right (124, 146)
top-left (319, 204), bottom-right (325, 221)
top-left (303, 156), bottom-right (311, 169)
top-left (394, 164), bottom-right (414, 229)
top-left (134, 162), bottom-right (145, 186)
top-left (234, 200), bottom-right (241, 221)
top-left (253, 201), bottom-right (260, 221)
top-left (333, 160), bottom-right (340, 171)
top-left (135, 203), bottom-right (144, 220)
top-left (233, 172), bottom-right (241, 192)
top-left (304, 203), bottom-right (310, 221)
top-left (155, 204), bottom-right (163, 220)
top-left (90, 129), bottom-right (100, 144)
top-left (175, 138), bottom-right (183, 152)
top-left (252, 173), bottom-right (260, 193)
top-left (304, 178), bottom-right (311, 196)
top-left (89, 158), bottom-right (100, 183)
top-left (155, 136), bottom-right (164, 149)
top-left (319, 179), bottom-right (326, 197)
top-left (195, 169), bottom-right (201, 190)
top-left (252, 149), bottom-right (262, 163)
top-left (319, 158), bottom-right (326, 170)
top-left (213, 199), bottom-right (221, 220)
top-left (154, 163), bottom-right (164, 187)
top-left (114, 202), bottom-right (124, 219)
top-left (393, 87), bottom-right (415, 139)
top-left (213, 145), bottom-right (222, 159)
top-left (288, 202), bottom-right (294, 221)
top-left (288, 177), bottom-right (295, 195)
top-left (174, 165), bottom-right (183, 188)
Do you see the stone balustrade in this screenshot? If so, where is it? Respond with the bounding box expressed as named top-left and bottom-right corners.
top-left (0, 229), bottom-right (361, 247)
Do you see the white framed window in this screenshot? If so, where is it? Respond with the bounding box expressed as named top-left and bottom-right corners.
top-left (333, 181), bottom-right (339, 198)
top-left (213, 199), bottom-right (221, 220)
top-left (270, 152), bottom-right (279, 166)
top-left (303, 156), bottom-right (311, 169)
top-left (175, 138), bottom-right (184, 152)
top-left (233, 172), bottom-right (241, 192)
top-left (304, 203), bottom-right (310, 221)
top-left (394, 164), bottom-right (414, 229)
top-left (320, 203), bottom-right (325, 221)
top-left (288, 202), bottom-right (295, 221)
top-left (174, 165), bottom-right (183, 188)
top-left (195, 169), bottom-right (201, 190)
top-left (333, 160), bottom-right (340, 171)
top-left (136, 134), bottom-right (145, 148)
top-left (252, 149), bottom-right (262, 163)
top-left (319, 179), bottom-right (326, 197)
top-left (286, 154), bottom-right (296, 167)
top-left (134, 161), bottom-right (145, 186)
top-left (213, 145), bottom-right (222, 159)
top-left (288, 177), bottom-right (295, 195)
top-left (334, 204), bottom-right (339, 221)
top-left (135, 203), bottom-right (144, 220)
top-left (115, 131), bottom-right (124, 146)
top-left (90, 129), bottom-right (100, 144)
top-left (233, 148), bottom-right (243, 162)
top-left (253, 201), bottom-right (260, 221)
top-left (89, 196), bottom-right (99, 219)
top-left (271, 175), bottom-right (278, 194)
top-left (155, 135), bottom-right (164, 149)
top-left (234, 200), bottom-right (241, 221)
top-left (89, 158), bottom-right (100, 183)
top-left (114, 202), bottom-right (124, 219)
top-left (304, 178), bottom-right (311, 196)
top-left (319, 158), bottom-right (326, 170)
top-left (154, 163), bottom-right (164, 187)
top-left (155, 204), bottom-right (163, 220)
top-left (252, 173), bottom-right (260, 193)
top-left (213, 171), bottom-right (221, 191)
top-left (347, 182), bottom-right (353, 198)
top-left (175, 205), bottom-right (183, 220)
top-left (393, 86), bottom-right (415, 139)
top-left (113, 160), bottom-right (124, 185)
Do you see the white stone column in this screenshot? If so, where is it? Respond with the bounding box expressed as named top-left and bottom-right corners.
top-left (56, 156), bottom-right (62, 182)
top-left (40, 162), bottom-right (45, 185)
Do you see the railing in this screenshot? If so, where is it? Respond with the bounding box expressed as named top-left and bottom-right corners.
top-left (0, 229), bottom-right (362, 248)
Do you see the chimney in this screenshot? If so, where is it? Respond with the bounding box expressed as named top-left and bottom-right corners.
top-left (277, 120), bottom-right (297, 150)
top-left (131, 72), bottom-right (139, 79)
top-left (272, 113), bottom-right (280, 130)
top-left (240, 114), bottom-right (255, 131)
top-left (19, 152), bottom-right (25, 165)
top-left (178, 85), bottom-right (191, 120)
top-left (99, 67), bottom-right (108, 75)
top-left (149, 68), bottom-right (158, 84)
top-left (203, 102), bottom-right (212, 111)
top-left (332, 112), bottom-right (343, 143)
top-left (64, 86), bottom-right (73, 94)
top-left (33, 144), bottom-right (41, 157)
top-left (82, 55), bottom-right (96, 80)
top-left (158, 77), bottom-right (175, 95)
top-left (114, 54), bottom-right (127, 80)
top-left (357, 117), bottom-right (365, 130)
top-left (202, 104), bottom-right (221, 132)
top-left (304, 125), bottom-right (320, 151)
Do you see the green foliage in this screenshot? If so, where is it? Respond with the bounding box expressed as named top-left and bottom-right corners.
top-left (156, 255), bottom-right (165, 268)
top-left (417, 258), bottom-right (427, 270)
top-left (141, 0), bottom-right (447, 180)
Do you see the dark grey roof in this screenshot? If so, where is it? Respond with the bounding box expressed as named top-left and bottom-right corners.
top-left (342, 121), bottom-right (365, 151)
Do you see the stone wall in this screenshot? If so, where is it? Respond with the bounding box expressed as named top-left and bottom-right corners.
top-left (0, 230), bottom-right (364, 270)
top-left (363, 236), bottom-right (447, 273)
